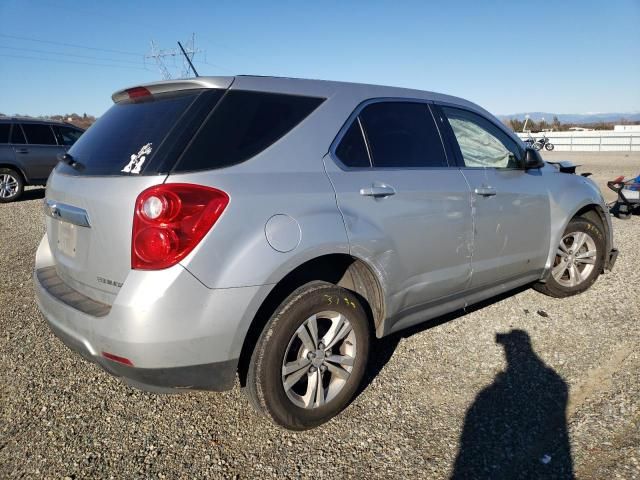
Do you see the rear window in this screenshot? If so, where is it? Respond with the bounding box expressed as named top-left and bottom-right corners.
top-left (53, 125), bottom-right (83, 146)
top-left (10, 124), bottom-right (26, 144)
top-left (174, 91), bottom-right (324, 172)
top-left (359, 102), bottom-right (448, 168)
top-left (22, 123), bottom-right (57, 145)
top-left (59, 90), bottom-right (211, 176)
top-left (335, 119), bottom-right (371, 168)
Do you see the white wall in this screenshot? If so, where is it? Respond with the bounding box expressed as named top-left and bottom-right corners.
top-left (614, 125), bottom-right (640, 132)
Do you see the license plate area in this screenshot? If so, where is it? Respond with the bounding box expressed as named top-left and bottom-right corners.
top-left (57, 221), bottom-right (78, 257)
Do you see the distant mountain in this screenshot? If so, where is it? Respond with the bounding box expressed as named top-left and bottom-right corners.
top-left (498, 112), bottom-right (640, 124)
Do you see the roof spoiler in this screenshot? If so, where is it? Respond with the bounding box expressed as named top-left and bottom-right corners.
top-left (111, 76), bottom-right (234, 103)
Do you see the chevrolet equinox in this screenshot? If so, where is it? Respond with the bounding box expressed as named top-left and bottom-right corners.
top-left (34, 76), bottom-right (618, 429)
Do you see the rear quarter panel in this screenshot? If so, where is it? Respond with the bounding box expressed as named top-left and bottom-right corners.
top-left (0, 144), bottom-right (23, 178)
top-left (169, 92), bottom-right (355, 289)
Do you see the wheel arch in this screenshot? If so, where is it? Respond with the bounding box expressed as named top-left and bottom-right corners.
top-left (0, 163), bottom-right (28, 184)
top-left (542, 201), bottom-right (613, 282)
top-left (236, 252), bottom-right (385, 387)
top-left (573, 203), bottom-right (613, 271)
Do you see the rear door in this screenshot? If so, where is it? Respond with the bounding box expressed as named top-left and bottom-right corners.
top-left (324, 100), bottom-right (473, 322)
top-left (44, 88), bottom-right (224, 303)
top-left (17, 123), bottom-right (63, 181)
top-left (437, 105), bottom-right (550, 288)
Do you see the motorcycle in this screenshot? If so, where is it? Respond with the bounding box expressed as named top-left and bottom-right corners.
top-left (525, 134), bottom-right (555, 151)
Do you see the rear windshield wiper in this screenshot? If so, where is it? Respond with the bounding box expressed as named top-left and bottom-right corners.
top-left (58, 153), bottom-right (84, 171)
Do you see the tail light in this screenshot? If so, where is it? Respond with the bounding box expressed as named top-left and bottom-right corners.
top-left (132, 184), bottom-right (229, 270)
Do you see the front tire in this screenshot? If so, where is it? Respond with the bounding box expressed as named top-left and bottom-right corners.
top-left (534, 217), bottom-right (605, 298)
top-left (245, 282), bottom-right (370, 430)
top-left (0, 168), bottom-right (24, 203)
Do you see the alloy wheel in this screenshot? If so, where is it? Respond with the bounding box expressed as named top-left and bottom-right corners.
top-left (281, 310), bottom-right (357, 409)
top-left (552, 231), bottom-right (597, 287)
top-left (0, 173), bottom-right (19, 199)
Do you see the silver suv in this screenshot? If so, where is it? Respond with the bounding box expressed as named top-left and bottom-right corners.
top-left (34, 76), bottom-right (617, 429)
top-left (0, 118), bottom-right (83, 202)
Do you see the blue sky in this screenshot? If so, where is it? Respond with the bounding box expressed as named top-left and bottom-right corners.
top-left (1, 0), bottom-right (638, 117)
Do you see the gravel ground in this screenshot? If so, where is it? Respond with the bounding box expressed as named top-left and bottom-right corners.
top-left (1, 153), bottom-right (639, 479)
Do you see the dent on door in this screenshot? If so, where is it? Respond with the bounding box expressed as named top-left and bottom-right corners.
top-left (325, 159), bottom-right (473, 321)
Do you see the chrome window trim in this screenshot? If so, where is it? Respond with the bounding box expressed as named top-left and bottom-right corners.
top-left (328, 97), bottom-right (454, 172)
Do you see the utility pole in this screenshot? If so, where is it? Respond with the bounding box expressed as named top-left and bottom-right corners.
top-left (147, 40), bottom-right (173, 80)
top-left (146, 34), bottom-right (202, 80)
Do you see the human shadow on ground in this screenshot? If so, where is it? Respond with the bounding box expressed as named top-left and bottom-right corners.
top-left (451, 329), bottom-right (573, 479)
top-left (360, 284), bottom-right (532, 392)
top-left (357, 288), bottom-right (573, 479)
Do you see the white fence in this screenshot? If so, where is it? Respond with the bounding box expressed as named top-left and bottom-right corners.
top-left (515, 131), bottom-right (640, 152)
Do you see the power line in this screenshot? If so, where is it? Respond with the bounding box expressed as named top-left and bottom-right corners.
top-left (0, 33), bottom-right (144, 57)
top-left (194, 59), bottom-right (234, 74)
top-left (146, 34), bottom-right (203, 79)
top-left (0, 45), bottom-right (146, 66)
top-left (0, 53), bottom-right (151, 71)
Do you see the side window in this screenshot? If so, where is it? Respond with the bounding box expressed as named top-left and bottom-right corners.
top-left (53, 126), bottom-right (83, 146)
top-left (441, 107), bottom-right (523, 168)
top-left (0, 124), bottom-right (10, 144)
top-left (10, 124), bottom-right (26, 144)
top-left (21, 124), bottom-right (58, 145)
top-left (176, 91), bottom-right (324, 172)
top-left (359, 102), bottom-right (447, 168)
top-left (335, 119), bottom-right (371, 168)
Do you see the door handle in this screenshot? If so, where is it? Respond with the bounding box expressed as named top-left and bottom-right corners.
top-left (474, 186), bottom-right (497, 197)
top-left (360, 185), bottom-right (396, 198)
top-left (15, 148), bottom-right (29, 154)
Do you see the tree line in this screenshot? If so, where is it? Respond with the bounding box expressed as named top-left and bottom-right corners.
top-left (502, 116), bottom-right (640, 133)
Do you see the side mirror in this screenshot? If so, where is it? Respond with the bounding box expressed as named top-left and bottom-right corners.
top-left (524, 147), bottom-right (544, 169)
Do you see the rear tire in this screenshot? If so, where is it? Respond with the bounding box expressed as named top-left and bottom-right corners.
top-left (0, 168), bottom-right (24, 203)
top-left (534, 217), bottom-right (605, 298)
top-left (245, 281), bottom-right (370, 430)
top-left (545, 143), bottom-right (555, 151)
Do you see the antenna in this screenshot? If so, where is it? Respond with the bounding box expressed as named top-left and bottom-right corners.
top-left (146, 34), bottom-right (202, 79)
top-left (178, 39), bottom-right (199, 77)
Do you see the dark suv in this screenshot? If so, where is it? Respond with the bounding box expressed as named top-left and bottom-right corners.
top-left (0, 118), bottom-right (84, 202)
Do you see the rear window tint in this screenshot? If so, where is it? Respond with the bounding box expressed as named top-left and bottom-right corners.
top-left (60, 90), bottom-right (205, 176)
top-left (53, 126), bottom-right (83, 146)
top-left (0, 124), bottom-right (9, 144)
top-left (359, 102), bottom-right (448, 168)
top-left (174, 91), bottom-right (324, 172)
top-left (335, 119), bottom-right (371, 168)
top-left (22, 123), bottom-right (57, 145)
top-left (10, 124), bottom-right (26, 144)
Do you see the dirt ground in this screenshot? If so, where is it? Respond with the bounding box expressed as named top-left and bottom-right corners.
top-left (1, 152), bottom-right (638, 479)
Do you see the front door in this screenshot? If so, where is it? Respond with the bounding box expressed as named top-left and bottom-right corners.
top-left (437, 105), bottom-right (550, 288)
top-left (324, 100), bottom-right (473, 322)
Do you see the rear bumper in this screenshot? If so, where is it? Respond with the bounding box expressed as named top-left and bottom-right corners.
top-left (33, 235), bottom-right (269, 393)
top-left (46, 318), bottom-right (236, 392)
